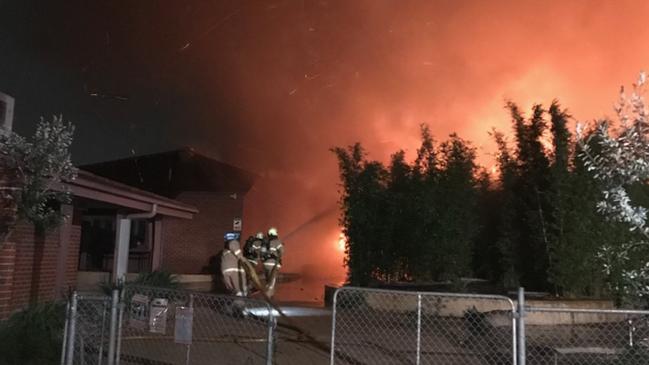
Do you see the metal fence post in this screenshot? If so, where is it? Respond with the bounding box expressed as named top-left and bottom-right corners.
top-left (185, 294), bottom-right (194, 365)
top-left (329, 288), bottom-right (340, 365)
top-left (115, 288), bottom-right (125, 365)
top-left (107, 289), bottom-right (119, 365)
top-left (266, 302), bottom-right (275, 365)
top-left (65, 292), bottom-right (78, 365)
top-left (98, 299), bottom-right (108, 365)
top-left (79, 335), bottom-right (85, 365)
top-left (517, 287), bottom-right (526, 365)
top-left (416, 293), bottom-right (422, 365)
top-left (60, 301), bottom-right (70, 365)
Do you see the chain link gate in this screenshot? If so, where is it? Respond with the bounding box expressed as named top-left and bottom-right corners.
top-left (61, 293), bottom-right (112, 365)
top-left (330, 287), bottom-right (517, 365)
top-left (120, 285), bottom-right (275, 365)
top-left (61, 286), bottom-right (276, 365)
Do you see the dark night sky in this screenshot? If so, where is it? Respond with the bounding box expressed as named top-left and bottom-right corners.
top-left (1, 1), bottom-right (248, 163)
top-left (4, 0), bottom-right (649, 279)
top-left (0, 0), bottom-right (355, 278)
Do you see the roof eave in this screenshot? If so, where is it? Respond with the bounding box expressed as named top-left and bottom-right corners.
top-left (60, 170), bottom-right (198, 219)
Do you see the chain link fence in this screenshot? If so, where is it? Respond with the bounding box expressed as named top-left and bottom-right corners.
top-left (330, 287), bottom-right (649, 365)
top-left (61, 285), bottom-right (649, 365)
top-left (119, 285), bottom-right (275, 365)
top-left (61, 293), bottom-right (112, 365)
top-left (330, 287), bottom-right (517, 365)
top-left (524, 307), bottom-right (649, 365)
top-left (61, 286), bottom-right (276, 365)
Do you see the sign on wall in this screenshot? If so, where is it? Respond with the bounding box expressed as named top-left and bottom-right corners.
top-left (174, 306), bottom-right (193, 345)
top-left (129, 294), bottom-right (149, 330)
top-left (233, 218), bottom-right (242, 231)
top-left (149, 298), bottom-right (168, 334)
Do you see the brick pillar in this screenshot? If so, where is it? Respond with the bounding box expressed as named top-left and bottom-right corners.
top-left (0, 154), bottom-right (18, 319)
top-left (0, 155), bottom-right (19, 240)
top-left (0, 242), bottom-right (16, 319)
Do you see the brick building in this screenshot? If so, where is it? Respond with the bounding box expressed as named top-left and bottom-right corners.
top-left (0, 223), bottom-right (80, 319)
top-left (0, 147), bottom-right (255, 318)
top-left (81, 147), bottom-right (257, 274)
top-left (0, 170), bottom-right (198, 319)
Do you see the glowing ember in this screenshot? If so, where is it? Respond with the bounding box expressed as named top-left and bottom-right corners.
top-left (337, 232), bottom-right (346, 252)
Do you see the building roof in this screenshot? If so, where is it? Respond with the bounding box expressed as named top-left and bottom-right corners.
top-left (64, 169), bottom-right (198, 219)
top-left (81, 147), bottom-right (258, 198)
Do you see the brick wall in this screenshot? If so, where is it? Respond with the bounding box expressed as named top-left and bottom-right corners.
top-left (161, 191), bottom-right (244, 274)
top-left (0, 222), bottom-right (81, 318)
top-left (0, 242), bottom-right (16, 319)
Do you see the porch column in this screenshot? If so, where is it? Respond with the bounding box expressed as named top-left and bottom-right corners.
top-left (151, 218), bottom-right (163, 271)
top-left (112, 216), bottom-right (131, 284)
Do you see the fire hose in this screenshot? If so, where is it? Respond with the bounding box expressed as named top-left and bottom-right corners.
top-left (237, 257), bottom-right (333, 355)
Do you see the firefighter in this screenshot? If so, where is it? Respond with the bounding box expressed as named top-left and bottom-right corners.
top-left (221, 232), bottom-right (247, 297)
top-left (244, 232), bottom-right (265, 267)
top-left (263, 227), bottom-right (284, 298)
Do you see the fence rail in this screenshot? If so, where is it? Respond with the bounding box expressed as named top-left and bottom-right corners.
top-left (524, 306), bottom-right (649, 365)
top-left (61, 285), bottom-right (649, 365)
top-left (61, 286), bottom-right (275, 365)
top-left (61, 293), bottom-right (112, 365)
top-left (330, 286), bottom-right (517, 365)
top-left (330, 287), bottom-right (649, 365)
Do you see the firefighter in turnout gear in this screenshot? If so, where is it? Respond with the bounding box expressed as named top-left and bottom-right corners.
top-left (243, 232), bottom-right (265, 267)
top-left (263, 227), bottom-right (283, 298)
top-left (221, 232), bottom-right (248, 297)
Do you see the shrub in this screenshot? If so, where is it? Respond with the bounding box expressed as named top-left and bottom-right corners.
top-left (0, 302), bottom-right (66, 365)
top-left (131, 271), bottom-right (180, 288)
top-left (100, 270), bottom-right (180, 295)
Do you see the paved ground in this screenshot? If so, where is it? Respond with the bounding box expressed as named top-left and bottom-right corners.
top-left (112, 304), bottom-right (334, 365)
top-left (274, 307), bottom-right (333, 364)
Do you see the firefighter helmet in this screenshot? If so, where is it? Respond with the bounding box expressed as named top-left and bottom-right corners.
top-left (268, 227), bottom-right (278, 237)
top-left (224, 232), bottom-right (239, 242)
top-left (256, 232), bottom-right (264, 240)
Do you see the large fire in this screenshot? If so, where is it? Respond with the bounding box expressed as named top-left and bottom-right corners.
top-left (216, 1), bottom-right (649, 299)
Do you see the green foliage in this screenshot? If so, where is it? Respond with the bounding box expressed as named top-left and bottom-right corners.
top-left (333, 126), bottom-right (480, 285)
top-left (0, 302), bottom-right (66, 365)
top-left (489, 101), bottom-right (623, 295)
top-left (0, 115), bottom-right (75, 233)
top-left (132, 271), bottom-right (180, 288)
top-left (334, 98), bottom-right (644, 298)
top-left (332, 143), bottom-right (388, 285)
top-left (505, 102), bottom-right (553, 290)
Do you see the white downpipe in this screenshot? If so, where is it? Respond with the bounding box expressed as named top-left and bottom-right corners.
top-left (112, 204), bottom-right (158, 284)
top-left (126, 204), bottom-right (158, 220)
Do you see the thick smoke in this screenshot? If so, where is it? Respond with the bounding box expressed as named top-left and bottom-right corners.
top-left (194, 1), bottom-right (649, 281)
top-left (5, 0), bottom-right (649, 289)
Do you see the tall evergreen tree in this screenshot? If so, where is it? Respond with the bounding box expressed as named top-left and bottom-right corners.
top-left (498, 103), bottom-right (553, 290)
top-left (332, 144), bottom-right (388, 285)
top-left (492, 129), bottom-right (521, 287)
top-left (434, 134), bottom-right (479, 281)
top-left (546, 101), bottom-right (572, 293)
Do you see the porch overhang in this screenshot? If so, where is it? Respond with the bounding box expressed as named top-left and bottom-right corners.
top-left (64, 169), bottom-right (198, 219)
top-left (60, 169), bottom-right (199, 284)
